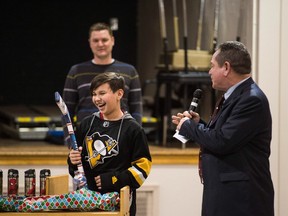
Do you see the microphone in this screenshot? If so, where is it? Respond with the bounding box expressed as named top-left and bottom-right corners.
top-left (173, 89), bottom-right (203, 145)
top-left (189, 89), bottom-right (203, 112)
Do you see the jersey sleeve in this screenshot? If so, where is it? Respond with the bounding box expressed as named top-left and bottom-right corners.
top-left (100, 128), bottom-right (152, 191)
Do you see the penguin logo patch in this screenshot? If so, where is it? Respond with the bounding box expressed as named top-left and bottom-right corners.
top-left (85, 132), bottom-right (119, 168)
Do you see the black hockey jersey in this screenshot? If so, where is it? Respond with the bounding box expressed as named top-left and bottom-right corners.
top-left (68, 112), bottom-right (152, 215)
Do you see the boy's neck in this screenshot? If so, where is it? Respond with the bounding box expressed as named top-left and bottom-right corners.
top-left (101, 110), bottom-right (124, 121)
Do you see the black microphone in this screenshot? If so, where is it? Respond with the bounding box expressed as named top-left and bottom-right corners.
top-left (189, 89), bottom-right (203, 111)
top-left (173, 88), bottom-right (203, 144)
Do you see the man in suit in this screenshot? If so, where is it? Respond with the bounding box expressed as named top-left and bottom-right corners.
top-left (172, 41), bottom-right (274, 216)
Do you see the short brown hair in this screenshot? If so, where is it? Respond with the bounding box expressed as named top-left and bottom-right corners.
top-left (215, 41), bottom-right (251, 74)
top-left (90, 72), bottom-right (125, 95)
top-left (88, 22), bottom-right (113, 38)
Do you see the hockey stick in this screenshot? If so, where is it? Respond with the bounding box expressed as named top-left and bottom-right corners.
top-left (211, 0), bottom-right (220, 53)
top-left (55, 91), bottom-right (87, 189)
top-left (158, 0), bottom-right (169, 73)
top-left (196, 0), bottom-right (205, 51)
top-left (172, 0), bottom-right (179, 50)
top-left (182, 0), bottom-right (188, 73)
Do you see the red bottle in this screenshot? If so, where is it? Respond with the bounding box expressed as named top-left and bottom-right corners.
top-left (25, 169), bottom-right (36, 197)
top-left (8, 169), bottom-right (19, 196)
top-left (40, 169), bottom-right (51, 196)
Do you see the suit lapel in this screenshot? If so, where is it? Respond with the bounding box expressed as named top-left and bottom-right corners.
top-left (208, 77), bottom-right (254, 127)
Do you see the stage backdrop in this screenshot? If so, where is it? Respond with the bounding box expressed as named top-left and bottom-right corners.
top-left (0, 0), bottom-right (137, 105)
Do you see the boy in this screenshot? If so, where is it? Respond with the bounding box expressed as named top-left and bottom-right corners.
top-left (68, 72), bottom-right (151, 216)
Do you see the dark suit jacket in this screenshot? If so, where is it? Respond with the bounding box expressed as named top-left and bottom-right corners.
top-left (179, 78), bottom-right (274, 216)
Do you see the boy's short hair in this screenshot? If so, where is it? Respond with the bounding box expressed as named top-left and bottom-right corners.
top-left (90, 72), bottom-right (125, 95)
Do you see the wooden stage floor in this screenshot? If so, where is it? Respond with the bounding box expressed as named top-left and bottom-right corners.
top-left (0, 138), bottom-right (199, 165)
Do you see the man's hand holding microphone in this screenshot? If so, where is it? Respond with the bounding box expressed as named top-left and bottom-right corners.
top-left (172, 89), bottom-right (202, 143)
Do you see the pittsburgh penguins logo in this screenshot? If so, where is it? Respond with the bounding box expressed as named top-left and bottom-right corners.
top-left (85, 132), bottom-right (119, 168)
top-left (103, 121), bottom-right (109, 127)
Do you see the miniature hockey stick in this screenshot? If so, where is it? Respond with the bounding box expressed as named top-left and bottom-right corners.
top-left (55, 91), bottom-right (87, 189)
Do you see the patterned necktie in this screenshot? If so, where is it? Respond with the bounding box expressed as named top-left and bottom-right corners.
top-left (209, 95), bottom-right (225, 125)
top-left (198, 95), bottom-right (225, 183)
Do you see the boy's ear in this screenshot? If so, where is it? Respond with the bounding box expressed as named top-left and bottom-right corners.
top-left (117, 89), bottom-right (124, 98)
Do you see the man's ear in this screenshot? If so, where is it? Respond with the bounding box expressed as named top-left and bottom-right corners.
top-left (223, 61), bottom-right (231, 76)
top-left (111, 36), bottom-right (115, 46)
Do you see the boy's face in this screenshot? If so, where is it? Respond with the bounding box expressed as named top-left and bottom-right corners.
top-left (91, 83), bottom-right (123, 118)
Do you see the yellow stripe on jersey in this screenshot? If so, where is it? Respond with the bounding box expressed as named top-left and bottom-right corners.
top-left (128, 157), bottom-right (152, 186)
top-left (132, 157), bottom-right (152, 176)
top-left (129, 166), bottom-right (145, 185)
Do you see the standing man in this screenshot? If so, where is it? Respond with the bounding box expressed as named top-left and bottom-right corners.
top-left (172, 41), bottom-right (274, 216)
top-left (63, 22), bottom-right (142, 138)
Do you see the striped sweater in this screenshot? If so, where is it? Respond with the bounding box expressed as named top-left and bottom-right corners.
top-left (63, 60), bottom-right (143, 124)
